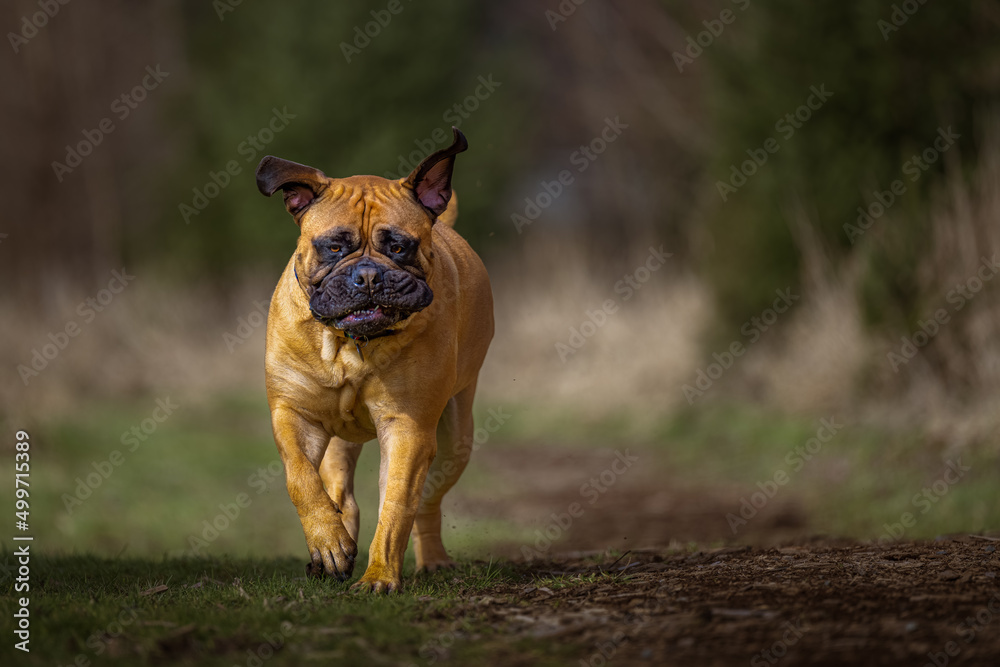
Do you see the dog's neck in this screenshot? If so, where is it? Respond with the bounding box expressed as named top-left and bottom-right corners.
top-left (341, 328), bottom-right (396, 362)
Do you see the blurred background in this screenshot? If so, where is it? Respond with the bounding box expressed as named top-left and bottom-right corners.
top-left (1, 0), bottom-right (998, 563)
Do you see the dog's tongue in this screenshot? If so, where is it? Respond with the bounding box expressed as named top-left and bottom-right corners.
top-left (340, 306), bottom-right (383, 323)
top-left (336, 306), bottom-right (396, 334)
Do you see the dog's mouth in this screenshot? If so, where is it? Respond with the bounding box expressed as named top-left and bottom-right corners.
top-left (306, 266), bottom-right (434, 337)
top-left (333, 305), bottom-right (400, 332)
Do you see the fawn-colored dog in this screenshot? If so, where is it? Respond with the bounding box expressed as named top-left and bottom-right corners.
top-left (255, 129), bottom-right (493, 592)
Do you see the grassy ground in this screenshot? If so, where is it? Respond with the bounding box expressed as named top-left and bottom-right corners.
top-left (2, 392), bottom-right (996, 561)
top-left (0, 392), bottom-right (524, 565)
top-left (0, 553), bottom-right (582, 666)
top-left (499, 402), bottom-right (998, 542)
top-left (1, 392), bottom-right (997, 664)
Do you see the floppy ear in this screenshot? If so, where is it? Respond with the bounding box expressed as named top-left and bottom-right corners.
top-left (255, 156), bottom-right (328, 218)
top-left (403, 127), bottom-right (468, 218)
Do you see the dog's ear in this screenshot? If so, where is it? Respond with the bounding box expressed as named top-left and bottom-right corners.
top-left (256, 156), bottom-right (328, 218)
top-left (403, 127), bottom-right (468, 218)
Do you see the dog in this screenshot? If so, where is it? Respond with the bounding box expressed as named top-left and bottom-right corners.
top-left (254, 128), bottom-right (493, 593)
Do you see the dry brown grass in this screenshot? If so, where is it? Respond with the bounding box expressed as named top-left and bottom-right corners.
top-left (0, 277), bottom-right (272, 421)
top-left (727, 125), bottom-right (1000, 443)
top-left (479, 238), bottom-right (710, 416)
top-left (1, 244), bottom-right (710, 424)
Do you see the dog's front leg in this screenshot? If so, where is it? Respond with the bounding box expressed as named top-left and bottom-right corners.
top-left (271, 405), bottom-right (357, 580)
top-left (351, 418), bottom-right (435, 594)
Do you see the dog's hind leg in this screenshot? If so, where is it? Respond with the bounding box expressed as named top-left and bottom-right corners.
top-left (412, 381), bottom-right (477, 572)
top-left (319, 438), bottom-right (364, 542)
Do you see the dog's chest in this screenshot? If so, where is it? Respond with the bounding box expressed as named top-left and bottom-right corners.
top-left (312, 329), bottom-right (377, 441)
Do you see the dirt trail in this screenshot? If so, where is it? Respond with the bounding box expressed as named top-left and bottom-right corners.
top-left (453, 540), bottom-right (1000, 666)
top-left (440, 445), bottom-right (1000, 665)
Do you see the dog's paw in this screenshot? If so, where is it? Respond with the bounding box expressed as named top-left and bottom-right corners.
top-left (350, 565), bottom-right (402, 594)
top-left (302, 515), bottom-right (357, 581)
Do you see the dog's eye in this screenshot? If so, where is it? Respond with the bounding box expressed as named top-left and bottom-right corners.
top-left (330, 245), bottom-right (341, 253)
top-left (390, 245), bottom-right (404, 254)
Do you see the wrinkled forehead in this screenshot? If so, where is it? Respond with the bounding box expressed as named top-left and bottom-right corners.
top-left (300, 176), bottom-right (430, 235)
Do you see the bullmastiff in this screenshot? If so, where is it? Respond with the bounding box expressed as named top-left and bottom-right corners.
top-left (255, 128), bottom-right (493, 593)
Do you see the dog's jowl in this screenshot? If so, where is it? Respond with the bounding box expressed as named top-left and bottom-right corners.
top-left (255, 128), bottom-right (493, 593)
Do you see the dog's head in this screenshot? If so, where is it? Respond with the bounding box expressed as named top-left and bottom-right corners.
top-left (256, 128), bottom-right (468, 337)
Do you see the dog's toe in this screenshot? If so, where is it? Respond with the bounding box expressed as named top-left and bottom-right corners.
top-left (306, 539), bottom-right (356, 582)
top-left (350, 566), bottom-right (402, 594)
top-left (353, 580), bottom-right (400, 594)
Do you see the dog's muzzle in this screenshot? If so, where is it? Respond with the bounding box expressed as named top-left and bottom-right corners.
top-left (307, 259), bottom-right (433, 336)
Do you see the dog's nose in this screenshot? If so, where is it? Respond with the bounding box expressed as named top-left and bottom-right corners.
top-left (351, 263), bottom-right (382, 291)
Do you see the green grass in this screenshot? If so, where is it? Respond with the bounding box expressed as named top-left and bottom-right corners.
top-left (0, 554), bottom-right (572, 666)
top-left (3, 392), bottom-right (509, 566)
top-left (656, 404), bottom-right (998, 540)
top-left (11, 393), bottom-right (305, 560)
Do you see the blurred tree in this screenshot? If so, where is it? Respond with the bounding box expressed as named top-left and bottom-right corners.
top-left (508, 0), bottom-right (707, 269)
top-left (149, 1), bottom-right (531, 282)
top-left (700, 0), bottom-right (1000, 334)
top-left (0, 1), bottom-right (175, 309)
